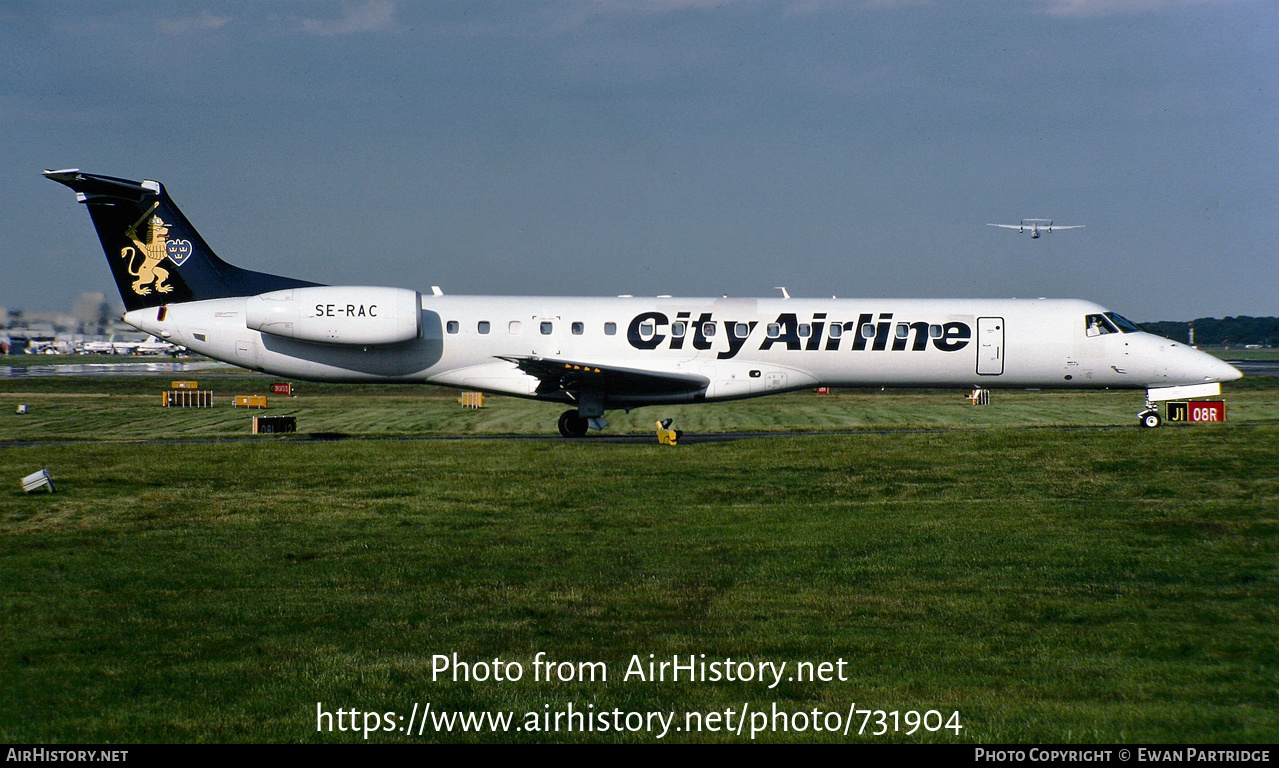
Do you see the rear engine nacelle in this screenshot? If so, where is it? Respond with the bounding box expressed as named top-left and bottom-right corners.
top-left (246, 286), bottom-right (422, 346)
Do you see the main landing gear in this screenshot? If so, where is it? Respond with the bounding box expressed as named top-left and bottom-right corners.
top-left (558, 391), bottom-right (608, 438)
top-left (558, 410), bottom-right (589, 438)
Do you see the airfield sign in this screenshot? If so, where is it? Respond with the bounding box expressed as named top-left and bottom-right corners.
top-left (1166, 400), bottom-right (1226, 423)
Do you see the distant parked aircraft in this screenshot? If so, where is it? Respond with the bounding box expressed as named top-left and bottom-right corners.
top-left (79, 335), bottom-right (182, 355)
top-left (79, 339), bottom-right (116, 354)
top-left (135, 335), bottom-right (184, 355)
top-left (987, 219), bottom-right (1084, 239)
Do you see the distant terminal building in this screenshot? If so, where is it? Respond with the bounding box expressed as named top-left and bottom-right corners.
top-left (74, 292), bottom-right (114, 335)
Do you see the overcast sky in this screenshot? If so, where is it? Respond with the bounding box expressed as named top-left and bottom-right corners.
top-left (2, 0), bottom-right (1275, 322)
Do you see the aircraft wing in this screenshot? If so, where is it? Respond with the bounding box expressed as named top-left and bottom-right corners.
top-left (986, 224), bottom-right (1021, 229)
top-left (1050, 225), bottom-right (1085, 230)
top-left (496, 355), bottom-right (710, 397)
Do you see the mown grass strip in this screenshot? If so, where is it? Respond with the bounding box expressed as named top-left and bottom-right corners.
top-left (1, 426), bottom-right (1275, 742)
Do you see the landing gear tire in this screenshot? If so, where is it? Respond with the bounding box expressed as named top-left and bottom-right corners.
top-left (558, 410), bottom-right (589, 438)
top-left (1139, 410), bottom-right (1162, 429)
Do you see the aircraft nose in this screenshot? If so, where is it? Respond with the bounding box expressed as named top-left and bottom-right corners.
top-left (1187, 347), bottom-right (1243, 383)
top-left (1214, 356), bottom-right (1244, 382)
top-left (1154, 341), bottom-right (1244, 386)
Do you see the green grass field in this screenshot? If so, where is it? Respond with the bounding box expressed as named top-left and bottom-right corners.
top-left (1, 375), bottom-right (1276, 743)
top-left (2, 369), bottom-right (1277, 440)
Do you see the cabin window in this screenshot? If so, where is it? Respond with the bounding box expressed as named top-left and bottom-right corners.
top-left (478, 321), bottom-right (490, 334)
top-left (798, 324), bottom-right (811, 338)
top-left (735, 322), bottom-right (749, 338)
top-left (703, 322), bottom-right (717, 337)
top-left (640, 320), bottom-right (655, 338)
top-left (446, 320), bottom-right (459, 334)
top-left (829, 323), bottom-right (843, 339)
top-left (604, 322), bottom-right (617, 336)
top-left (860, 323), bottom-right (876, 339)
top-left (671, 321), bottom-right (687, 338)
top-left (895, 323), bottom-right (910, 339)
top-left (509, 321), bottom-right (522, 335)
top-left (572, 321), bottom-right (584, 335)
top-left (767, 323), bottom-right (781, 338)
top-left (540, 321), bottom-right (553, 335)
top-left (929, 324), bottom-right (942, 338)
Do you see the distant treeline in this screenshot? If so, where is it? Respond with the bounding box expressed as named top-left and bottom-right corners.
top-left (1140, 317), bottom-right (1279, 347)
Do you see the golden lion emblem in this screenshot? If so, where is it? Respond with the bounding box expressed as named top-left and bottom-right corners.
top-left (119, 203), bottom-right (174, 296)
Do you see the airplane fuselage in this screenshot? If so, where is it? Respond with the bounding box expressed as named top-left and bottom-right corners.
top-left (126, 294), bottom-right (1236, 410)
top-left (46, 169), bottom-right (1238, 434)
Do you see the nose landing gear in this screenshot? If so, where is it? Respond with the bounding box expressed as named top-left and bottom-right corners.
top-left (1138, 394), bottom-right (1162, 428)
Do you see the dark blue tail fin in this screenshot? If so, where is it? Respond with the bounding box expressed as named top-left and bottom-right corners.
top-left (44, 169), bottom-right (319, 312)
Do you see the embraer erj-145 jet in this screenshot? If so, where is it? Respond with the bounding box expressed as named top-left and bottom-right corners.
top-left (45, 170), bottom-right (1240, 436)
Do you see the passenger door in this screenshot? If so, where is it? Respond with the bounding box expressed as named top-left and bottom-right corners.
top-left (977, 317), bottom-right (1004, 376)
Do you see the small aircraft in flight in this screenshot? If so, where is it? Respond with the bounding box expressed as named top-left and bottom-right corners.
top-left (987, 219), bottom-right (1084, 238)
top-left (44, 170), bottom-right (1237, 434)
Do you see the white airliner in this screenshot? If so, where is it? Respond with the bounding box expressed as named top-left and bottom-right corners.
top-left (45, 170), bottom-right (1239, 435)
top-left (988, 219), bottom-right (1084, 238)
top-left (79, 338), bottom-right (121, 354)
top-left (135, 335), bottom-right (184, 355)
top-left (80, 335), bottom-right (144, 355)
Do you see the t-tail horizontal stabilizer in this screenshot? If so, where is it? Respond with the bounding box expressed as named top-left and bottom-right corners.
top-left (43, 169), bottom-right (319, 312)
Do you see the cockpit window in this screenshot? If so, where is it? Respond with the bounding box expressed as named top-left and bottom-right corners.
top-left (1104, 312), bottom-right (1143, 333)
top-left (1085, 314), bottom-right (1120, 337)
